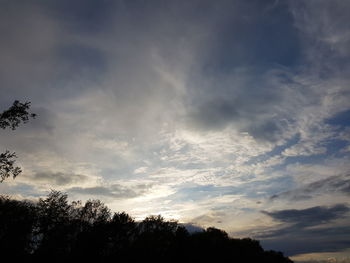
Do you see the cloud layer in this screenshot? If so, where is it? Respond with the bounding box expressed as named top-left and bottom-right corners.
top-left (0, 0), bottom-right (350, 260)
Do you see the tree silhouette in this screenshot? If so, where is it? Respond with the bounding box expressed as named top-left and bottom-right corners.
top-left (0, 196), bottom-right (37, 259)
top-left (0, 100), bottom-right (36, 130)
top-left (0, 191), bottom-right (294, 262)
top-left (35, 191), bottom-right (73, 258)
top-left (0, 100), bottom-right (36, 182)
top-left (0, 150), bottom-right (21, 182)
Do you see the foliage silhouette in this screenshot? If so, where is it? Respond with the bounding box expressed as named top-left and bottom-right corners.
top-left (0, 150), bottom-right (22, 182)
top-left (0, 100), bottom-right (36, 182)
top-left (0, 191), bottom-right (293, 262)
top-left (0, 196), bottom-right (37, 257)
top-left (0, 100), bottom-right (36, 130)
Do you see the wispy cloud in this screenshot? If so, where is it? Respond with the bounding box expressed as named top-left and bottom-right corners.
top-left (271, 174), bottom-right (350, 201)
top-left (68, 183), bottom-right (151, 199)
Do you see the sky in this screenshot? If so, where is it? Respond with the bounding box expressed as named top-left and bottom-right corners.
top-left (0, 0), bottom-right (350, 261)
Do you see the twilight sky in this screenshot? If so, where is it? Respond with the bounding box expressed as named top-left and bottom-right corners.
top-left (1, 0), bottom-right (350, 261)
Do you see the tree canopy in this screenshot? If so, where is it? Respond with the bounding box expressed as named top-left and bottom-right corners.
top-left (0, 191), bottom-right (293, 263)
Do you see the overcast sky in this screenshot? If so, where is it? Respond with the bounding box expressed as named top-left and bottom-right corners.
top-left (1, 0), bottom-right (350, 261)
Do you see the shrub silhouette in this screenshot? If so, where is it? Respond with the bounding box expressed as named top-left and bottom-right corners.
top-left (0, 191), bottom-right (293, 262)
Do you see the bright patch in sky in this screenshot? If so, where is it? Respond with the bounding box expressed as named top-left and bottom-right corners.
top-left (0, 1), bottom-right (350, 261)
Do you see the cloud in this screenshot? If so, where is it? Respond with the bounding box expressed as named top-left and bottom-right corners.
top-left (185, 68), bottom-right (293, 143)
top-left (271, 174), bottom-right (350, 201)
top-left (256, 205), bottom-right (350, 255)
top-left (68, 183), bottom-right (151, 199)
top-left (262, 204), bottom-right (349, 227)
top-left (291, 249), bottom-right (350, 263)
top-left (259, 224), bottom-right (350, 256)
top-left (191, 211), bottom-right (227, 226)
top-left (295, 259), bottom-right (350, 263)
top-left (26, 171), bottom-right (90, 186)
top-left (289, 0), bottom-right (350, 61)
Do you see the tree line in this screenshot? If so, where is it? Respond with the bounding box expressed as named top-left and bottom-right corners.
top-left (0, 191), bottom-right (293, 262)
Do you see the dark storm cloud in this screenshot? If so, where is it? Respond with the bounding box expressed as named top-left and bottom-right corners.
top-left (68, 183), bottom-right (151, 199)
top-left (271, 174), bottom-right (350, 201)
top-left (257, 204), bottom-right (350, 255)
top-left (28, 172), bottom-right (89, 186)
